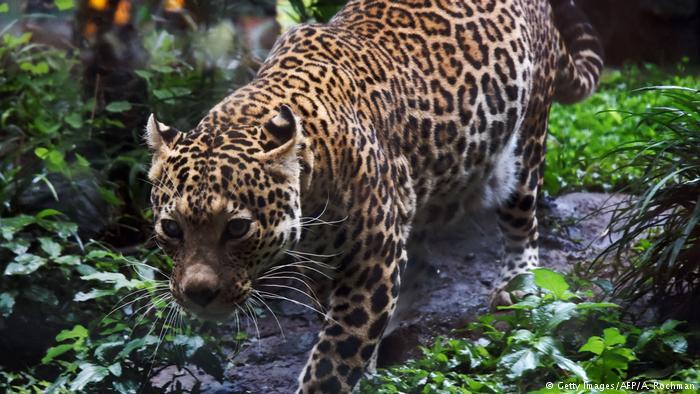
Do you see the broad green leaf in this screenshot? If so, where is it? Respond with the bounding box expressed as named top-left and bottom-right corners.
top-left (55, 254), bottom-right (81, 266)
top-left (660, 320), bottom-right (683, 332)
top-left (105, 101), bottom-right (132, 112)
top-left (535, 301), bottom-right (577, 330)
top-left (56, 324), bottom-right (88, 342)
top-left (74, 288), bottom-right (116, 301)
top-left (80, 272), bottom-right (138, 290)
top-left (509, 329), bottom-right (534, 343)
top-left (1, 239), bottom-right (31, 255)
top-left (70, 363), bottom-right (109, 391)
top-left (173, 335), bottom-right (205, 357)
top-left (39, 237), bottom-right (62, 258)
top-left (603, 328), bottom-right (626, 347)
top-left (533, 268), bottom-right (569, 298)
top-left (117, 336), bottom-right (158, 358)
top-left (0, 3), bottom-right (8, 13)
top-left (500, 348), bottom-right (539, 379)
top-left (0, 215), bottom-right (36, 240)
top-left (0, 292), bottom-right (15, 317)
top-left (4, 253), bottom-right (48, 275)
top-left (662, 335), bottom-right (688, 354)
top-left (108, 362), bottom-right (122, 377)
top-left (98, 187), bottom-right (124, 206)
top-left (42, 344), bottom-right (74, 364)
top-left (579, 336), bottom-right (604, 355)
top-left (94, 340), bottom-right (125, 359)
top-left (636, 329), bottom-right (656, 350)
top-left (65, 113), bottom-right (82, 128)
top-left (552, 353), bottom-right (588, 382)
top-left (38, 219), bottom-right (78, 240)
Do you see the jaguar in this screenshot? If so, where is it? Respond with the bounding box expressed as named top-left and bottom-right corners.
top-left (145, 0), bottom-right (602, 392)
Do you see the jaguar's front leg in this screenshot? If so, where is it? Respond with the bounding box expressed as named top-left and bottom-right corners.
top-left (297, 227), bottom-right (406, 393)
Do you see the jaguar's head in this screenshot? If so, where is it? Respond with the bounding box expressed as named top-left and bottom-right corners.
top-left (145, 105), bottom-right (309, 320)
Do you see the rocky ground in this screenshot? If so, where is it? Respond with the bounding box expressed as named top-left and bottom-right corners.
top-left (153, 192), bottom-right (626, 393)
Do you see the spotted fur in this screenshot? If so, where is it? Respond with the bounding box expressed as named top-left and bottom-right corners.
top-left (146, 0), bottom-right (602, 392)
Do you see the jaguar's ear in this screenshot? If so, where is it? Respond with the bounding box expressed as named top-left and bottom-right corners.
top-left (260, 104), bottom-right (300, 156)
top-left (257, 105), bottom-right (312, 186)
top-left (146, 114), bottom-right (183, 151)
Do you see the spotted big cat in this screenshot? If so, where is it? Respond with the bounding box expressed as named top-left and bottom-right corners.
top-left (145, 0), bottom-right (602, 392)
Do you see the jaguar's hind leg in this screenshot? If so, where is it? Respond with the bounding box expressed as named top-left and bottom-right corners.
top-left (491, 103), bottom-right (550, 308)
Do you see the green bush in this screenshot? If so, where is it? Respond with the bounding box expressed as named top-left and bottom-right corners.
top-left (362, 269), bottom-right (699, 393)
top-left (0, 15), bottom-right (248, 392)
top-left (592, 86), bottom-right (699, 312)
top-left (546, 62), bottom-right (700, 194)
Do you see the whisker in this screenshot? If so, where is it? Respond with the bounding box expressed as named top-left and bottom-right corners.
top-left (256, 290), bottom-right (332, 322)
top-left (251, 291), bottom-right (285, 339)
top-left (263, 261), bottom-right (333, 278)
top-left (259, 282), bottom-right (322, 309)
top-left (285, 249), bottom-right (341, 259)
top-left (257, 274), bottom-right (321, 303)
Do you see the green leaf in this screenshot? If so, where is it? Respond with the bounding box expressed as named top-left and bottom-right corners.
top-left (70, 363), bottom-right (109, 391)
top-left (603, 327), bottom-right (626, 347)
top-left (65, 113), bottom-right (82, 128)
top-left (552, 353), bottom-right (588, 382)
top-left (98, 187), bottom-right (124, 206)
top-left (575, 302), bottom-right (619, 310)
top-left (55, 254), bottom-right (81, 266)
top-left (117, 336), bottom-right (158, 358)
top-left (660, 320), bottom-right (683, 332)
top-left (80, 272), bottom-right (138, 290)
top-left (0, 215), bottom-right (36, 240)
top-left (0, 292), bottom-right (15, 317)
top-left (105, 101), bottom-right (132, 112)
top-left (74, 288), bottom-right (116, 301)
top-left (4, 253), bottom-right (48, 275)
top-left (54, 0), bottom-right (74, 11)
top-left (662, 335), bottom-right (688, 354)
top-left (580, 336), bottom-right (604, 355)
top-left (1, 239), bottom-right (31, 255)
top-left (173, 335), bottom-right (205, 357)
top-left (39, 237), bottom-right (62, 258)
top-left (108, 362), bottom-right (122, 377)
top-left (93, 340), bottom-right (125, 359)
top-left (36, 209), bottom-right (63, 219)
top-left (533, 268), bottom-right (570, 298)
top-left (42, 344), bottom-right (74, 364)
top-left (57, 325), bottom-right (88, 342)
top-left (500, 348), bottom-right (539, 379)
top-left (535, 301), bottom-right (577, 330)
top-left (0, 3), bottom-right (9, 13)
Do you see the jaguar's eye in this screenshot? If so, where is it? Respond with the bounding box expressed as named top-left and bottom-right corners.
top-left (225, 218), bottom-right (251, 240)
top-left (161, 219), bottom-right (183, 240)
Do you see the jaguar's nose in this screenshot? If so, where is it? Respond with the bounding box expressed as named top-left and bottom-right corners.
top-left (180, 264), bottom-right (221, 307)
top-left (184, 284), bottom-right (221, 307)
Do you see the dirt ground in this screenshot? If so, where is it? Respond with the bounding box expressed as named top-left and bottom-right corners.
top-left (153, 192), bottom-right (625, 393)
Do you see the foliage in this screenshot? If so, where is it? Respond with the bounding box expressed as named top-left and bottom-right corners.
top-left (362, 269), bottom-right (699, 393)
top-left (276, 0), bottom-right (346, 30)
top-left (546, 61), bottom-right (700, 194)
top-left (0, 208), bottom-right (228, 392)
top-left (0, 3), bottom-right (251, 389)
top-left (591, 86), bottom-right (700, 311)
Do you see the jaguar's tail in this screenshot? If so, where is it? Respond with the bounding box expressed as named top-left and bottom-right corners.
top-left (550, 0), bottom-right (604, 104)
